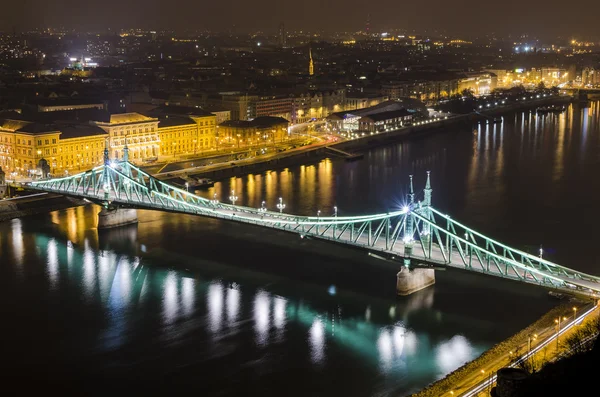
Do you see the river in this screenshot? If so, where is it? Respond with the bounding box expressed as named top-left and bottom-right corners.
top-left (1, 101), bottom-right (599, 396)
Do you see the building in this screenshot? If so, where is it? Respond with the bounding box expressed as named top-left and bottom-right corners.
top-left (0, 118), bottom-right (107, 177)
top-left (381, 72), bottom-right (463, 101)
top-left (147, 106), bottom-right (218, 158)
top-left (218, 116), bottom-right (289, 148)
top-left (204, 93), bottom-right (258, 121)
top-left (326, 99), bottom-right (426, 132)
top-left (358, 109), bottom-right (413, 133)
top-left (256, 95), bottom-right (293, 120)
top-left (345, 94), bottom-right (389, 111)
top-left (31, 98), bottom-right (105, 113)
top-left (292, 89), bottom-right (345, 123)
top-left (279, 23), bottom-right (286, 48)
top-left (92, 113), bottom-right (160, 161)
top-left (458, 72), bottom-right (498, 95)
top-left (309, 48), bottom-right (314, 76)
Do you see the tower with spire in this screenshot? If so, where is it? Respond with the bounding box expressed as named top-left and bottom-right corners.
top-left (308, 47), bottom-right (314, 76)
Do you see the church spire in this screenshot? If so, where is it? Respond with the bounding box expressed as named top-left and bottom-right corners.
top-left (308, 46), bottom-right (314, 76)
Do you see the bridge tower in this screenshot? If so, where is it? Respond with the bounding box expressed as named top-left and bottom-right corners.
top-left (97, 138), bottom-right (138, 229)
top-left (403, 175), bottom-right (415, 266)
top-left (422, 171), bottom-right (432, 237)
top-left (397, 173), bottom-right (436, 295)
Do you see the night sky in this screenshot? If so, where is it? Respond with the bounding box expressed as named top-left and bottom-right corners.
top-left (5, 0), bottom-right (599, 39)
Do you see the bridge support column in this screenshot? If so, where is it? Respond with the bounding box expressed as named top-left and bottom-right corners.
top-left (97, 207), bottom-right (138, 229)
top-left (396, 266), bottom-right (435, 296)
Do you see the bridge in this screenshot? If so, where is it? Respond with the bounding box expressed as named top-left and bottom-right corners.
top-left (27, 146), bottom-right (600, 298)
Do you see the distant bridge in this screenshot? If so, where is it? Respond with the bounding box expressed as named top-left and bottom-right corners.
top-left (28, 146), bottom-right (600, 298)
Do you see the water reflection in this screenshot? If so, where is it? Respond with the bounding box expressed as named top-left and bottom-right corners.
top-left (309, 317), bottom-right (325, 365)
top-left (0, 212), bottom-right (495, 397)
top-left (164, 272), bottom-right (179, 325)
top-left (226, 284), bottom-right (240, 325)
top-left (254, 290), bottom-right (270, 346)
top-left (5, 99), bottom-right (593, 394)
top-left (207, 281), bottom-right (224, 333)
top-left (436, 335), bottom-right (474, 374)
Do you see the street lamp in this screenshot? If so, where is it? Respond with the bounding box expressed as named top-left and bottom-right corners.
top-left (185, 182), bottom-right (189, 192)
top-left (317, 210), bottom-right (321, 219)
top-left (573, 307), bottom-right (578, 324)
top-left (229, 189), bottom-right (238, 206)
top-left (555, 316), bottom-right (567, 349)
top-left (210, 193), bottom-right (219, 206)
top-left (528, 333), bottom-right (538, 368)
top-left (259, 200), bottom-right (267, 213)
top-left (276, 197), bottom-right (285, 213)
top-left (333, 206), bottom-right (338, 217)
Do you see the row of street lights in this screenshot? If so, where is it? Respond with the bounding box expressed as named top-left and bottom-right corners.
top-left (458, 305), bottom-right (581, 397)
top-left (206, 190), bottom-right (338, 218)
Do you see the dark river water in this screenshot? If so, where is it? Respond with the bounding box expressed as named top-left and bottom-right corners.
top-left (1, 101), bottom-right (599, 396)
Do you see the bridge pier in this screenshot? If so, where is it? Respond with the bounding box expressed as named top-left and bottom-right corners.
top-left (97, 207), bottom-right (138, 229)
top-left (396, 266), bottom-right (435, 296)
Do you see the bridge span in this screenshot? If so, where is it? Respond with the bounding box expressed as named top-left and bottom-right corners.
top-left (27, 146), bottom-right (600, 298)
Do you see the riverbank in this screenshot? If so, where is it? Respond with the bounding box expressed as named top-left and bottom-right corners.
top-left (410, 299), bottom-right (594, 397)
top-left (183, 95), bottom-right (574, 182)
top-left (0, 193), bottom-right (86, 222)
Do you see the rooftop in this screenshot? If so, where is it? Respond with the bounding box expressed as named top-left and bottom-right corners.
top-left (220, 116), bottom-right (289, 129)
top-left (150, 105), bottom-right (214, 118)
top-left (359, 109), bottom-right (412, 122)
top-left (157, 115), bottom-right (196, 128)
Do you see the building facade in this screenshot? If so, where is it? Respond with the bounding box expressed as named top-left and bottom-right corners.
top-left (92, 113), bottom-right (160, 161)
top-left (218, 117), bottom-right (289, 148)
top-left (358, 109), bottom-right (413, 133)
top-left (0, 119), bottom-right (107, 177)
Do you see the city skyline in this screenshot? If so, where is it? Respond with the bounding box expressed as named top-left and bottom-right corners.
top-left (3, 0), bottom-right (600, 41)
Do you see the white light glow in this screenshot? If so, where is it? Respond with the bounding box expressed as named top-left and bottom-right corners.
top-left (11, 219), bottom-right (23, 268)
top-left (309, 318), bottom-right (325, 364)
top-left (436, 335), bottom-right (473, 373)
top-left (163, 272), bottom-right (178, 324)
top-left (207, 281), bottom-right (223, 333)
top-left (273, 296), bottom-right (286, 329)
top-left (47, 238), bottom-right (59, 288)
top-left (254, 290), bottom-right (270, 346)
top-left (181, 277), bottom-right (195, 316)
top-left (378, 329), bottom-right (393, 371)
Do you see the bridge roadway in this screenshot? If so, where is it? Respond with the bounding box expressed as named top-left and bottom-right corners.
top-left (33, 183), bottom-right (600, 298)
top-left (27, 158), bottom-right (600, 298)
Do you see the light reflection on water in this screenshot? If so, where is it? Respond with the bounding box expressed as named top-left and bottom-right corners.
top-left (0, 215), bottom-right (493, 395)
top-left (5, 104), bottom-right (596, 394)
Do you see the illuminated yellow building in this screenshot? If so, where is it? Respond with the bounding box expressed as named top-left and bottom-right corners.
top-left (1, 109), bottom-right (218, 177)
top-left (149, 106), bottom-right (217, 158)
top-left (0, 119), bottom-right (107, 177)
top-left (218, 117), bottom-right (289, 148)
top-left (92, 113), bottom-right (160, 161)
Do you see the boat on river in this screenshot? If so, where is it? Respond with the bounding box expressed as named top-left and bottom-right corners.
top-left (536, 105), bottom-right (566, 114)
top-left (183, 176), bottom-right (214, 189)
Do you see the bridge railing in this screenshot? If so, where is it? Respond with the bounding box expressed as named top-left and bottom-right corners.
top-left (28, 161), bottom-right (600, 296)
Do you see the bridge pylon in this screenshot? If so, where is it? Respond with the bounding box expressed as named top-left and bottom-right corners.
top-left (403, 175), bottom-right (416, 268)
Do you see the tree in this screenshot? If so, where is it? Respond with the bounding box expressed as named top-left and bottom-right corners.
top-left (537, 81), bottom-right (546, 91)
top-left (461, 88), bottom-right (474, 98)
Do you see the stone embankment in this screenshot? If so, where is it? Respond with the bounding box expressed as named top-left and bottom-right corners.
top-left (0, 193), bottom-right (86, 222)
top-left (410, 301), bottom-right (591, 397)
top-left (190, 96), bottom-right (574, 181)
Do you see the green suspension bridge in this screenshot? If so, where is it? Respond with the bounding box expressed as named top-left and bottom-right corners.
top-left (27, 146), bottom-right (600, 298)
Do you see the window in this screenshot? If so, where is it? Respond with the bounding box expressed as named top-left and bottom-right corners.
top-left (28, 140), bottom-right (31, 145)
top-left (45, 139), bottom-right (49, 145)
top-left (17, 139), bottom-right (20, 144)
top-left (52, 139), bottom-right (56, 144)
top-left (38, 140), bottom-right (42, 145)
